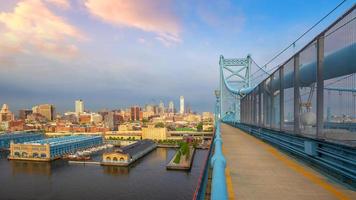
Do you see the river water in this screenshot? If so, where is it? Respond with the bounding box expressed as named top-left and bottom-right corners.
top-left (0, 148), bottom-right (207, 200)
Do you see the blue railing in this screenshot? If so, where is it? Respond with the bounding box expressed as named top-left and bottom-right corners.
top-left (193, 129), bottom-right (214, 200)
top-left (210, 121), bottom-right (228, 200)
top-left (193, 120), bottom-right (228, 200)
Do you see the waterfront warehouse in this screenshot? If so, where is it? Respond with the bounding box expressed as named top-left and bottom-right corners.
top-left (0, 132), bottom-right (44, 150)
top-left (9, 135), bottom-right (103, 161)
top-left (102, 139), bottom-right (156, 166)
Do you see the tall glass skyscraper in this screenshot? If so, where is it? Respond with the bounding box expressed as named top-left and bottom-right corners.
top-left (180, 96), bottom-right (184, 114)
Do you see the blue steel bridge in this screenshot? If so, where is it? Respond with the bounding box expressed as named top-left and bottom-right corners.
top-left (194, 5), bottom-right (356, 200)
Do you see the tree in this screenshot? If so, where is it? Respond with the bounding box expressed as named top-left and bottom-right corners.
top-left (173, 151), bottom-right (181, 164)
top-left (196, 122), bottom-right (203, 132)
top-left (155, 122), bottom-right (165, 128)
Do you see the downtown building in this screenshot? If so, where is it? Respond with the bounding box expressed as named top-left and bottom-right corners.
top-left (75, 99), bottom-right (84, 115)
top-left (19, 109), bottom-right (33, 120)
top-left (168, 101), bottom-right (174, 113)
top-left (130, 106), bottom-right (141, 121)
top-left (32, 104), bottom-right (56, 121)
top-left (180, 96), bottom-right (185, 115)
top-left (0, 104), bottom-right (14, 122)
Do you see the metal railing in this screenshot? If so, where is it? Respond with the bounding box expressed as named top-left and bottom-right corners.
top-left (193, 120), bottom-right (228, 200)
top-left (210, 120), bottom-right (228, 200)
top-left (192, 127), bottom-right (215, 200)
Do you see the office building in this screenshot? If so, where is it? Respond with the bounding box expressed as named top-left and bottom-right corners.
top-left (180, 96), bottom-right (185, 114)
top-left (159, 101), bottom-right (165, 114)
top-left (19, 109), bottom-right (33, 120)
top-left (75, 99), bottom-right (84, 114)
top-left (130, 106), bottom-right (141, 121)
top-left (168, 101), bottom-right (174, 113)
top-left (32, 104), bottom-right (56, 121)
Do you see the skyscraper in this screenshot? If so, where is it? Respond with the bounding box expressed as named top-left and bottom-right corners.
top-left (32, 104), bottom-right (55, 121)
top-left (168, 101), bottom-right (174, 113)
top-left (159, 100), bottom-right (165, 114)
top-left (75, 99), bottom-right (84, 114)
top-left (130, 106), bottom-right (141, 121)
top-left (180, 96), bottom-right (184, 114)
top-left (145, 104), bottom-right (154, 112)
top-left (19, 109), bottom-right (33, 120)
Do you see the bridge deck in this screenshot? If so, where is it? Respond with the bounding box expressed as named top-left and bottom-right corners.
top-left (221, 123), bottom-right (356, 200)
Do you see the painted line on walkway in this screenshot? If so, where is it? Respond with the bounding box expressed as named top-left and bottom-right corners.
top-left (223, 147), bottom-right (236, 200)
top-left (238, 128), bottom-right (350, 200)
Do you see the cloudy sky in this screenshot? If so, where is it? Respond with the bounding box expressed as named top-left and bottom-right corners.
top-left (0, 0), bottom-right (353, 113)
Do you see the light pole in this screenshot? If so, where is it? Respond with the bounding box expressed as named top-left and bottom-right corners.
top-left (214, 90), bottom-right (221, 124)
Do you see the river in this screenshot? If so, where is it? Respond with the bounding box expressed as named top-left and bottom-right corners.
top-left (0, 148), bottom-right (208, 200)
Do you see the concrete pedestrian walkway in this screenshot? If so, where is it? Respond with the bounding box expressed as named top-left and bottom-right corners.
top-left (221, 123), bottom-right (356, 200)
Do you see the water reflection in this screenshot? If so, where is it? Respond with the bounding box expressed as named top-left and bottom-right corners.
top-left (0, 148), bottom-right (208, 200)
top-left (102, 165), bottom-right (129, 175)
top-left (10, 159), bottom-right (68, 176)
top-left (0, 151), bottom-right (9, 159)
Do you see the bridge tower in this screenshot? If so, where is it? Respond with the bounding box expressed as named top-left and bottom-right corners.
top-left (219, 55), bottom-right (252, 122)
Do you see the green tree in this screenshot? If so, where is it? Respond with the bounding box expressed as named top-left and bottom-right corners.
top-left (155, 122), bottom-right (165, 128)
top-left (196, 122), bottom-right (203, 132)
top-left (181, 142), bottom-right (189, 156)
top-left (173, 151), bottom-right (181, 164)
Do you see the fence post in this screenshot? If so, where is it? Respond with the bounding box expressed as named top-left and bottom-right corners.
top-left (316, 35), bottom-right (325, 138)
top-left (280, 66), bottom-right (285, 131)
top-left (294, 54), bottom-right (301, 135)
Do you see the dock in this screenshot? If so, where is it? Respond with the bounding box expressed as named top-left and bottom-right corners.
top-left (68, 161), bottom-right (101, 165)
top-left (167, 146), bottom-right (195, 170)
top-left (101, 139), bottom-right (156, 166)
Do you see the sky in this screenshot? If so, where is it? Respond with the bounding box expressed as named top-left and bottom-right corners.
top-left (0, 0), bottom-right (354, 114)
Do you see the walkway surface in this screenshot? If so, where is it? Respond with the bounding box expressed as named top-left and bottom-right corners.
top-left (221, 123), bottom-right (356, 200)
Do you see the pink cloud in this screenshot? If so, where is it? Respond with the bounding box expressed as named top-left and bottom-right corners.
top-left (46, 0), bottom-right (70, 9)
top-left (0, 0), bottom-right (85, 59)
top-left (85, 0), bottom-right (181, 45)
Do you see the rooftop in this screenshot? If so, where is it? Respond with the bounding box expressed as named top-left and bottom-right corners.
top-left (0, 132), bottom-right (43, 139)
top-left (118, 139), bottom-right (155, 157)
top-left (23, 135), bottom-right (102, 147)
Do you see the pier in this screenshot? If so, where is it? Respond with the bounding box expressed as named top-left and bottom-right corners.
top-left (167, 145), bottom-right (196, 170)
top-left (101, 139), bottom-right (156, 166)
top-left (8, 135), bottom-right (103, 161)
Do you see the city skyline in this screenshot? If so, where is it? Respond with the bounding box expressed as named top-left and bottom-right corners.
top-left (1, 95), bottom-right (197, 115)
top-left (0, 95), bottom-right (203, 117)
top-left (0, 0), bottom-right (354, 113)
